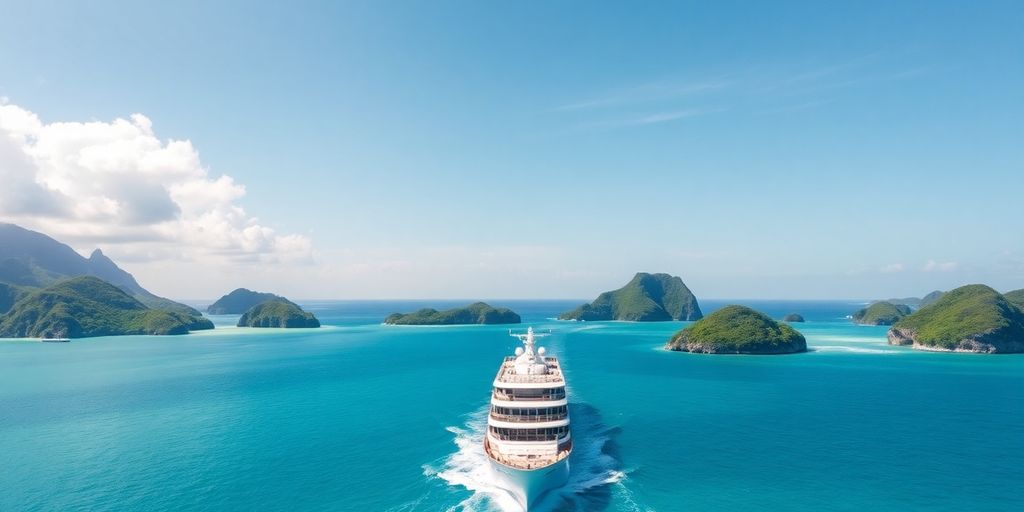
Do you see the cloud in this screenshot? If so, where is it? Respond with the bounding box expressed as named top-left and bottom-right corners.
top-left (0, 101), bottom-right (312, 264)
top-left (555, 52), bottom-right (930, 129)
top-left (922, 260), bottom-right (958, 272)
top-left (630, 109), bottom-right (707, 125)
top-left (554, 78), bottom-right (732, 112)
top-left (581, 108), bottom-right (721, 130)
top-left (879, 263), bottom-right (905, 273)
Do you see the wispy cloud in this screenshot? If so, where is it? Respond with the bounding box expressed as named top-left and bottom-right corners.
top-left (879, 263), bottom-right (905, 273)
top-left (922, 260), bottom-right (958, 272)
top-left (553, 78), bottom-right (732, 112)
top-left (582, 108), bottom-right (722, 129)
top-left (554, 51), bottom-right (931, 130)
top-left (627, 109), bottom-right (709, 125)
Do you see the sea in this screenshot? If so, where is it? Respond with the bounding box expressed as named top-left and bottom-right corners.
top-left (1, 299), bottom-right (1022, 512)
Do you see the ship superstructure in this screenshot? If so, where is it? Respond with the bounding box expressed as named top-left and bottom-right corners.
top-left (485, 327), bottom-right (571, 509)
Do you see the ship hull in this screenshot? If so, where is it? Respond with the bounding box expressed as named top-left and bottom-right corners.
top-left (488, 456), bottom-right (569, 510)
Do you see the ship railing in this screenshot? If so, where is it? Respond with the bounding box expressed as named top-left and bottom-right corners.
top-left (496, 372), bottom-right (564, 383)
top-left (488, 433), bottom-right (566, 442)
top-left (492, 391), bottom-right (566, 401)
top-left (489, 412), bottom-right (568, 422)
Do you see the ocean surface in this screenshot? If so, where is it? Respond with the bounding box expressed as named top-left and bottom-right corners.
top-left (1, 300), bottom-right (1022, 512)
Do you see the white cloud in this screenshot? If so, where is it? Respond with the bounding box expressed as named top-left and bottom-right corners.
top-left (0, 101), bottom-right (312, 265)
top-left (880, 263), bottom-right (905, 273)
top-left (922, 260), bottom-right (958, 272)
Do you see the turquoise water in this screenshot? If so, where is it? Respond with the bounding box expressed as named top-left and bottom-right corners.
top-left (1, 300), bottom-right (1022, 511)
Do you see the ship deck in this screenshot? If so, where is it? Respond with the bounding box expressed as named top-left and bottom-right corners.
top-left (485, 436), bottom-right (573, 470)
top-left (494, 356), bottom-right (565, 384)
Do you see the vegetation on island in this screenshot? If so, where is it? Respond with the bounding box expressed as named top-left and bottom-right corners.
top-left (888, 284), bottom-right (1024, 353)
top-left (852, 301), bottom-right (911, 325)
top-left (208, 288), bottom-right (299, 314)
top-left (0, 282), bottom-right (28, 315)
top-left (237, 300), bottom-right (320, 328)
top-left (0, 276), bottom-right (214, 339)
top-left (877, 291), bottom-right (944, 309)
top-left (384, 302), bottom-right (520, 325)
top-left (666, 305), bottom-right (806, 354)
top-left (0, 223), bottom-right (202, 316)
top-left (559, 272), bottom-right (702, 322)
top-left (920, 290), bottom-right (945, 308)
top-left (782, 313), bottom-right (805, 322)
top-left (1004, 289), bottom-right (1024, 311)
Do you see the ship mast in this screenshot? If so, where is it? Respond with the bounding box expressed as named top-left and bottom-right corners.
top-left (510, 327), bottom-right (549, 374)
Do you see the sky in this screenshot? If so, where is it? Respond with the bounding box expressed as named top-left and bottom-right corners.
top-left (0, 0), bottom-right (1022, 300)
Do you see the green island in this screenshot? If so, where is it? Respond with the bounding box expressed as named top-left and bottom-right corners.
top-left (384, 302), bottom-right (520, 325)
top-left (666, 305), bottom-right (807, 354)
top-left (0, 276), bottom-right (213, 339)
top-left (208, 288), bottom-right (299, 314)
top-left (888, 284), bottom-right (1024, 353)
top-left (1004, 289), bottom-right (1024, 311)
top-left (237, 300), bottom-right (320, 328)
top-left (0, 282), bottom-right (29, 315)
top-left (782, 313), bottom-right (805, 322)
top-left (882, 291), bottom-right (944, 309)
top-left (920, 290), bottom-right (945, 308)
top-left (559, 272), bottom-right (702, 322)
top-left (0, 223), bottom-right (204, 317)
top-left (852, 301), bottom-right (911, 325)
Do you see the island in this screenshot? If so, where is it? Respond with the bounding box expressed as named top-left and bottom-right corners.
top-left (208, 288), bottom-right (299, 314)
top-left (665, 305), bottom-right (807, 354)
top-left (0, 223), bottom-right (204, 317)
top-left (887, 284), bottom-right (1024, 353)
top-left (919, 290), bottom-right (945, 308)
top-left (384, 302), bottom-right (520, 325)
top-left (1004, 288), bottom-right (1024, 311)
top-left (237, 300), bottom-right (320, 328)
top-left (877, 291), bottom-right (944, 309)
top-left (0, 282), bottom-right (27, 315)
top-left (558, 272), bottom-right (702, 322)
top-left (0, 276), bottom-right (214, 339)
top-left (782, 313), bottom-right (805, 322)
top-left (852, 301), bottom-right (911, 325)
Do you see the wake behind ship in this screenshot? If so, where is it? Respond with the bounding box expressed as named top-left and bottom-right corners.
top-left (485, 327), bottom-right (572, 510)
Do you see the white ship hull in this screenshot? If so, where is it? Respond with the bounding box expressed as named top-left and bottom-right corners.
top-left (489, 456), bottom-right (569, 510)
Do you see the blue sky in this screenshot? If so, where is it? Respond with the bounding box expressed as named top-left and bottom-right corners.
top-left (0, 1), bottom-right (1022, 299)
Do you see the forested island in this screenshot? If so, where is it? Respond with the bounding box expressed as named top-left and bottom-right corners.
top-left (0, 276), bottom-right (213, 339)
top-left (0, 223), bottom-right (204, 317)
top-left (666, 305), bottom-right (807, 354)
top-left (1004, 289), bottom-right (1024, 311)
top-left (0, 224), bottom-right (212, 339)
top-left (559, 272), bottom-right (702, 321)
top-left (852, 302), bottom-right (911, 325)
top-left (888, 285), bottom-right (1024, 353)
top-left (238, 300), bottom-right (320, 328)
top-left (384, 302), bottom-right (520, 325)
top-left (208, 288), bottom-right (299, 314)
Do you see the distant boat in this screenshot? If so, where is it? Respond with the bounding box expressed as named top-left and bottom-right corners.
top-left (485, 327), bottom-right (572, 510)
top-left (40, 337), bottom-right (70, 343)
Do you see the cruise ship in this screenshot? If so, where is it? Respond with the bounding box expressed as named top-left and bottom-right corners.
top-left (485, 327), bottom-right (572, 510)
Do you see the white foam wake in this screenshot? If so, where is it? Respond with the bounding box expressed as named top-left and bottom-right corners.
top-left (426, 405), bottom-right (631, 511)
